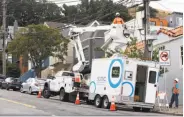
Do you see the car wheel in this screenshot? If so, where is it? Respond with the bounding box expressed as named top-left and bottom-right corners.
top-left (142, 108), bottom-right (151, 112)
top-left (102, 96), bottom-right (110, 109)
top-left (43, 87), bottom-right (51, 99)
top-left (6, 85), bottom-right (9, 90)
top-left (29, 87), bottom-right (33, 95)
top-left (13, 88), bottom-right (17, 91)
top-left (94, 95), bottom-right (102, 108)
top-left (59, 89), bottom-right (66, 101)
top-left (20, 86), bottom-right (25, 93)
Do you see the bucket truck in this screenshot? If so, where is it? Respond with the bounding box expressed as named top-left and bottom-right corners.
top-left (43, 24), bottom-right (160, 112)
top-left (68, 24), bottom-right (160, 111)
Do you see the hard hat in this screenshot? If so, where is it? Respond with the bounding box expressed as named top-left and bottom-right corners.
top-left (174, 78), bottom-right (179, 82)
top-left (116, 12), bottom-right (120, 16)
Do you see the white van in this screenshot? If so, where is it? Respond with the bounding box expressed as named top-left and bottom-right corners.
top-left (88, 57), bottom-right (160, 111)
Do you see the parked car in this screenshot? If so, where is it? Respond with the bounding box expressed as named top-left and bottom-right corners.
top-left (20, 78), bottom-right (46, 94)
top-left (0, 75), bottom-right (6, 88)
top-left (6, 78), bottom-right (22, 91)
top-left (1, 77), bottom-right (14, 89)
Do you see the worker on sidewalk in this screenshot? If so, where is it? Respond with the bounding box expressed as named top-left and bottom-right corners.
top-left (169, 78), bottom-right (179, 108)
top-left (112, 12), bottom-right (125, 24)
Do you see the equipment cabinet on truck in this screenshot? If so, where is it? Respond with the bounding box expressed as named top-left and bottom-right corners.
top-left (87, 57), bottom-right (160, 112)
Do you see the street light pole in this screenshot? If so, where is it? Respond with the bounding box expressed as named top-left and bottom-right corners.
top-left (2, 0), bottom-right (7, 75)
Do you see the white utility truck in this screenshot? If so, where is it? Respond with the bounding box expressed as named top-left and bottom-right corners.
top-left (88, 56), bottom-right (160, 111)
top-left (42, 71), bottom-right (82, 102)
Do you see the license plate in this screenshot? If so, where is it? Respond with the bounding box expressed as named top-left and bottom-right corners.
top-left (16, 86), bottom-right (19, 88)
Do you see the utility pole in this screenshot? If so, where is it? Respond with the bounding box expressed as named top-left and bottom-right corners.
top-left (143, 0), bottom-right (151, 59)
top-left (2, 0), bottom-right (7, 75)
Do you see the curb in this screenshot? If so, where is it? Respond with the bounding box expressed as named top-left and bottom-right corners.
top-left (153, 111), bottom-right (183, 116)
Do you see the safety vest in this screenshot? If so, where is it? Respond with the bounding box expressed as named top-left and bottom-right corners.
top-left (172, 84), bottom-right (179, 94)
top-left (113, 17), bottom-right (124, 24)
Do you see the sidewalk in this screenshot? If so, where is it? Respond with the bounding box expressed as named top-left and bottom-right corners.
top-left (153, 106), bottom-right (183, 116)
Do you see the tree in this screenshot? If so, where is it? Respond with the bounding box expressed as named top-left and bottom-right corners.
top-left (6, 62), bottom-right (20, 78)
top-left (0, 0), bottom-right (63, 26)
top-left (8, 24), bottom-right (69, 77)
top-left (61, 0), bottom-right (132, 25)
top-left (123, 37), bottom-right (144, 58)
top-left (96, 37), bottom-right (143, 58)
top-left (137, 6), bottom-right (158, 18)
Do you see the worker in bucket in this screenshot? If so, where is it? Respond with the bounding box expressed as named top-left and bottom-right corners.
top-left (112, 12), bottom-right (125, 24)
top-left (169, 78), bottom-right (179, 108)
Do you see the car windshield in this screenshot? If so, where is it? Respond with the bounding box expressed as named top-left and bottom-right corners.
top-left (13, 78), bottom-right (20, 82)
top-left (5, 77), bottom-right (13, 82)
top-left (62, 72), bottom-right (75, 77)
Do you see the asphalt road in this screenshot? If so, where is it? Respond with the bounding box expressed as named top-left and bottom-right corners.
top-left (0, 89), bottom-right (173, 116)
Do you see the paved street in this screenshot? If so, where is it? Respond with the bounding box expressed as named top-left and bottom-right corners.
top-left (0, 90), bottom-right (174, 116)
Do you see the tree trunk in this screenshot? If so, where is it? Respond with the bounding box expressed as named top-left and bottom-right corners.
top-left (35, 67), bottom-right (41, 78)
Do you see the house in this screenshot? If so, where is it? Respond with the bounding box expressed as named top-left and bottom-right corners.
top-left (165, 12), bottom-right (183, 28)
top-left (40, 22), bottom-right (76, 78)
top-left (153, 26), bottom-right (183, 105)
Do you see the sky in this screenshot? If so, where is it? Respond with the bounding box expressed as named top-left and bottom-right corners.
top-left (49, 0), bottom-right (184, 13)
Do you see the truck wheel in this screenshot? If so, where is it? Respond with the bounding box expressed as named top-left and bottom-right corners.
top-left (6, 87), bottom-right (9, 90)
top-left (29, 87), bottom-right (33, 95)
top-left (43, 87), bottom-right (51, 99)
top-left (133, 107), bottom-right (141, 112)
top-left (59, 89), bottom-right (66, 101)
top-left (102, 96), bottom-right (110, 109)
top-left (94, 95), bottom-right (102, 108)
top-left (142, 108), bottom-right (150, 112)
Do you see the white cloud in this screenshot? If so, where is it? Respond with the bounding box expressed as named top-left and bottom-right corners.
top-left (150, 0), bottom-right (184, 12)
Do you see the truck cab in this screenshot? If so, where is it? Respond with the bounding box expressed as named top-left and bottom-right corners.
top-left (43, 71), bottom-right (81, 101)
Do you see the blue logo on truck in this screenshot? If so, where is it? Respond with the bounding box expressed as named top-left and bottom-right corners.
top-left (122, 82), bottom-right (134, 97)
top-left (108, 59), bottom-right (123, 88)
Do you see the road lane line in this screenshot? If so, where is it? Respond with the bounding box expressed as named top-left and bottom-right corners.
top-left (0, 97), bottom-right (36, 109)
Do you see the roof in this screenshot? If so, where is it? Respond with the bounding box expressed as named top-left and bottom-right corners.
top-left (157, 26), bottom-right (183, 37)
top-left (44, 22), bottom-right (70, 29)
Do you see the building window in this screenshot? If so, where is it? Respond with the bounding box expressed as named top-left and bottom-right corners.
top-left (180, 46), bottom-right (183, 66)
top-left (150, 21), bottom-right (156, 26)
top-left (176, 17), bottom-right (183, 26)
top-left (160, 22), bottom-right (163, 26)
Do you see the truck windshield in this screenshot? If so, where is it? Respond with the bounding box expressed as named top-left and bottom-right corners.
top-left (62, 72), bottom-right (75, 77)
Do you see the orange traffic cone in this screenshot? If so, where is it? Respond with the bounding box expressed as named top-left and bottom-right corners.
top-left (110, 96), bottom-right (116, 111)
top-left (37, 88), bottom-right (42, 98)
top-left (75, 92), bottom-right (80, 105)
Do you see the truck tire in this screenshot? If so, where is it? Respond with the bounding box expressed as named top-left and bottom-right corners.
top-left (29, 87), bottom-right (33, 95)
top-left (59, 89), bottom-right (66, 101)
top-left (94, 95), bottom-right (102, 108)
top-left (142, 108), bottom-right (151, 112)
top-left (43, 87), bottom-right (51, 99)
top-left (102, 96), bottom-right (110, 109)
